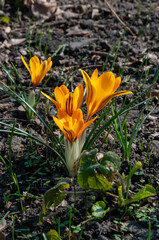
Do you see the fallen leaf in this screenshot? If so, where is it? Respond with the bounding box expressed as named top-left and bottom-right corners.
top-left (0, 220), bottom-right (7, 231)
top-left (3, 38), bottom-right (26, 48)
top-left (30, 0), bottom-right (57, 19)
top-left (147, 89), bottom-right (159, 98)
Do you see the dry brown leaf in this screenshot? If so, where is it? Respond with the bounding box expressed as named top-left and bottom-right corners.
top-left (2, 38), bottom-right (26, 48)
top-left (30, 0), bottom-right (57, 19)
top-left (0, 219), bottom-right (7, 231)
top-left (147, 89), bottom-right (159, 98)
top-left (63, 10), bottom-right (81, 20)
top-left (66, 26), bottom-right (92, 37)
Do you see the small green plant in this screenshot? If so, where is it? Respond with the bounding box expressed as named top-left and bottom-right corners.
top-left (40, 149), bottom-right (156, 227)
top-left (146, 141), bottom-right (154, 166)
top-left (0, 55), bottom-right (53, 119)
top-left (111, 100), bottom-right (156, 161)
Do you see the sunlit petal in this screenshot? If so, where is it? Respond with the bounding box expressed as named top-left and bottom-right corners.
top-left (44, 85), bottom-right (84, 117)
top-left (21, 55), bottom-right (52, 89)
top-left (112, 76), bottom-right (121, 92)
top-left (80, 69), bottom-right (132, 119)
top-left (97, 90), bottom-right (133, 113)
top-left (53, 108), bottom-right (96, 144)
top-left (73, 85), bottom-right (84, 109)
top-left (21, 56), bottom-right (31, 75)
top-left (79, 69), bottom-right (95, 110)
top-left (41, 91), bottom-right (60, 109)
top-left (54, 85), bottom-right (69, 103)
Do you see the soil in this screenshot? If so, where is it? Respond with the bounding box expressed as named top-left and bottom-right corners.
top-left (0, 0), bottom-right (159, 240)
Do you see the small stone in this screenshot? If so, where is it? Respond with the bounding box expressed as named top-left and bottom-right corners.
top-left (19, 48), bottom-right (27, 56)
top-left (92, 8), bottom-right (100, 20)
top-left (5, 26), bottom-right (11, 34)
top-left (147, 115), bottom-right (157, 121)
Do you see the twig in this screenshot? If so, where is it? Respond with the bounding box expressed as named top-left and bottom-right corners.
top-left (77, 216), bottom-right (95, 228)
top-left (104, 0), bottom-right (135, 36)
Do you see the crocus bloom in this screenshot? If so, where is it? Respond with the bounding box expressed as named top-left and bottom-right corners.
top-left (53, 108), bottom-right (96, 176)
top-left (53, 108), bottom-right (96, 144)
top-left (79, 69), bottom-right (132, 120)
top-left (42, 84), bottom-right (84, 116)
top-left (21, 55), bottom-right (52, 89)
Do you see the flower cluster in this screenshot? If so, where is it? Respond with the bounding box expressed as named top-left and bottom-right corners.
top-left (42, 85), bottom-right (96, 144)
top-left (42, 68), bottom-right (132, 176)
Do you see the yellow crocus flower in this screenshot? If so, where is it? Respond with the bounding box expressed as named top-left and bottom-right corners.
top-left (42, 84), bottom-right (84, 116)
top-left (21, 55), bottom-right (52, 89)
top-left (53, 108), bottom-right (96, 176)
top-left (53, 108), bottom-right (96, 144)
top-left (79, 68), bottom-right (132, 120)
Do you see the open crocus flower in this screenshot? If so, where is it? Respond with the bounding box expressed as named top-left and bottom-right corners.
top-left (21, 55), bottom-right (52, 89)
top-left (79, 69), bottom-right (132, 120)
top-left (53, 108), bottom-right (96, 144)
top-left (42, 84), bottom-right (84, 116)
top-left (53, 108), bottom-right (96, 176)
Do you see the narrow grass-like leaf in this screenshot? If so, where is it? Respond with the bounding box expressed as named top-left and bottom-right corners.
top-left (0, 81), bottom-right (64, 157)
top-left (9, 119), bottom-right (16, 174)
top-left (110, 42), bottom-right (120, 71)
top-left (0, 121), bottom-right (66, 169)
top-left (44, 25), bottom-right (50, 57)
top-left (83, 95), bottom-right (152, 151)
top-left (51, 44), bottom-right (67, 58)
top-left (127, 105), bottom-right (156, 157)
top-left (0, 211), bottom-right (10, 225)
top-left (11, 62), bottom-right (27, 100)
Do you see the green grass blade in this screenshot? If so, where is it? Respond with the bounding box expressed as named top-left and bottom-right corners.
top-left (0, 81), bottom-right (64, 157)
top-left (0, 123), bottom-right (66, 169)
top-left (0, 62), bottom-right (26, 99)
top-left (9, 119), bottom-right (16, 174)
top-left (0, 211), bottom-right (10, 225)
top-left (127, 105), bottom-right (156, 157)
top-left (83, 97), bottom-right (152, 150)
top-left (11, 62), bottom-right (28, 100)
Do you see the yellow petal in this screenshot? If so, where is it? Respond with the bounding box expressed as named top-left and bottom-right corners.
top-left (30, 56), bottom-right (39, 73)
top-left (41, 91), bottom-right (60, 109)
top-left (73, 84), bottom-right (84, 109)
top-left (91, 68), bottom-right (98, 81)
top-left (112, 77), bottom-right (121, 92)
top-left (77, 116), bottom-right (97, 139)
top-left (53, 116), bottom-right (66, 136)
top-left (97, 90), bottom-right (133, 111)
top-left (80, 68), bottom-right (132, 120)
top-left (21, 56), bottom-right (31, 75)
top-left (57, 108), bottom-right (68, 119)
top-left (53, 108), bottom-right (96, 144)
top-left (97, 72), bottom-right (115, 93)
top-left (36, 60), bottom-right (48, 84)
top-left (46, 57), bottom-right (52, 72)
top-left (79, 69), bottom-right (95, 109)
top-left (33, 55), bottom-right (40, 65)
top-left (72, 108), bottom-right (83, 120)
top-left (54, 85), bottom-right (69, 103)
